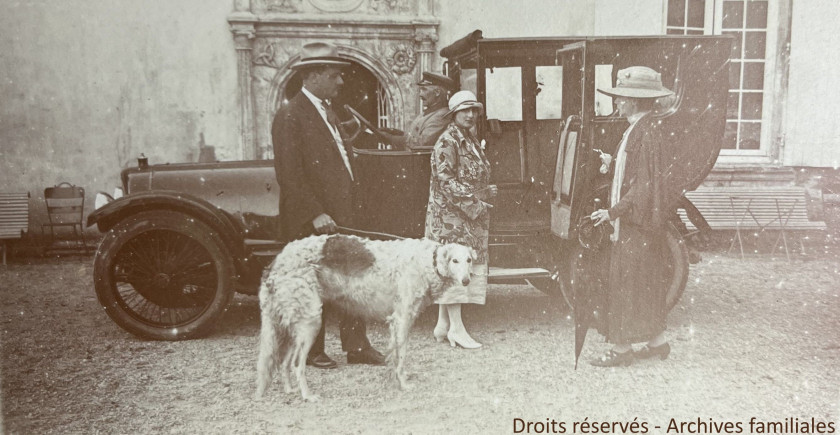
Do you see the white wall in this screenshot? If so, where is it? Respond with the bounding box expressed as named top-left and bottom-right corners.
top-left (0, 0), bottom-right (239, 197)
top-left (784, 1), bottom-right (840, 168)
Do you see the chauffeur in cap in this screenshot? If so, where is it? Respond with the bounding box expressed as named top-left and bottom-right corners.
top-left (272, 41), bottom-right (384, 369)
top-left (377, 71), bottom-right (458, 150)
top-left (588, 66), bottom-right (675, 367)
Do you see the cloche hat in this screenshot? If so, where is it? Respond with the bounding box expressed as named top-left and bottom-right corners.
top-left (291, 42), bottom-right (351, 70)
top-left (597, 66), bottom-right (674, 99)
top-left (445, 90), bottom-right (484, 117)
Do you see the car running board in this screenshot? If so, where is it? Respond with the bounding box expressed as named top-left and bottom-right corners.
top-left (488, 267), bottom-right (551, 283)
top-left (246, 239), bottom-right (552, 282)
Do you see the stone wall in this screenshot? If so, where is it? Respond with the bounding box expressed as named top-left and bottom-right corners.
top-left (0, 0), bottom-right (239, 238)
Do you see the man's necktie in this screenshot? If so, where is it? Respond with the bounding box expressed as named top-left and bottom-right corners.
top-left (322, 101), bottom-right (340, 131)
top-left (321, 100), bottom-right (354, 180)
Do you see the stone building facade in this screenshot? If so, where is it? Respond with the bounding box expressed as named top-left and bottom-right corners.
top-left (228, 0), bottom-right (440, 160)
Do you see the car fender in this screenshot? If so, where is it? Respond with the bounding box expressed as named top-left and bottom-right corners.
top-left (87, 190), bottom-right (249, 267)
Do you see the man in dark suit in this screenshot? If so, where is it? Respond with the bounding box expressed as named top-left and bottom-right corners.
top-left (271, 42), bottom-right (384, 369)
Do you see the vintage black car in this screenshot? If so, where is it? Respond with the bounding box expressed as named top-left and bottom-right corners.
top-left (88, 33), bottom-right (731, 340)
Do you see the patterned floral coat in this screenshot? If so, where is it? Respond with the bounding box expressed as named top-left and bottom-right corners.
top-left (424, 122), bottom-right (491, 305)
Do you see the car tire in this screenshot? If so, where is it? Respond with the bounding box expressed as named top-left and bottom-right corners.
top-left (662, 222), bottom-right (689, 312)
top-left (93, 210), bottom-right (235, 340)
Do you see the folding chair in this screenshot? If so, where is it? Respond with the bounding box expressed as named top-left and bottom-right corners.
top-left (42, 182), bottom-right (86, 250)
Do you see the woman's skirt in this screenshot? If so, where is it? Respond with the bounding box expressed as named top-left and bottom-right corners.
top-left (603, 223), bottom-right (668, 344)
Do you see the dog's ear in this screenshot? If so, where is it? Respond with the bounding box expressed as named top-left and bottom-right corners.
top-left (434, 244), bottom-right (450, 276)
top-left (469, 247), bottom-right (477, 261)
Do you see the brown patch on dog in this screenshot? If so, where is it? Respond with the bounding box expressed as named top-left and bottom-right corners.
top-left (319, 235), bottom-right (375, 275)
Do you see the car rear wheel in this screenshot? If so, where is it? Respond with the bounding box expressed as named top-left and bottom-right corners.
top-left (93, 210), bottom-right (235, 340)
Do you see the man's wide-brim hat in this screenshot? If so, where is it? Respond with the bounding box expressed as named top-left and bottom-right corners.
top-left (291, 42), bottom-right (351, 70)
top-left (446, 90), bottom-right (484, 117)
top-left (417, 72), bottom-right (458, 91)
top-left (597, 66), bottom-right (674, 99)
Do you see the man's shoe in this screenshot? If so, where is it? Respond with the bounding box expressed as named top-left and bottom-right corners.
top-left (347, 347), bottom-right (385, 366)
top-left (306, 352), bottom-right (338, 369)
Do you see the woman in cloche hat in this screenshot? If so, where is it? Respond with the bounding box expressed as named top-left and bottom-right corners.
top-left (588, 66), bottom-right (676, 367)
top-left (425, 90), bottom-right (497, 349)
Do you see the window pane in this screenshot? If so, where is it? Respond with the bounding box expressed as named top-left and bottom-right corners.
top-left (739, 122), bottom-right (761, 150)
top-left (724, 31), bottom-right (743, 59)
top-left (723, 122), bottom-right (738, 149)
top-left (687, 29), bottom-right (705, 35)
top-left (744, 31), bottom-right (766, 59)
top-left (741, 93), bottom-right (763, 120)
top-left (668, 0), bottom-right (686, 26)
top-left (727, 92), bottom-right (740, 118)
top-left (742, 62), bottom-right (764, 90)
top-left (485, 67), bottom-right (523, 121)
top-left (667, 28), bottom-right (686, 35)
top-left (594, 64), bottom-right (614, 117)
top-left (460, 69), bottom-right (477, 95)
top-left (746, 1), bottom-right (768, 28)
top-left (728, 61), bottom-right (741, 90)
top-left (687, 0), bottom-right (705, 28)
top-left (722, 1), bottom-right (744, 29)
top-left (536, 66), bottom-right (563, 120)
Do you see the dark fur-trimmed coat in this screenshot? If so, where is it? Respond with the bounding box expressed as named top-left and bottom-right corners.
top-left (602, 113), bottom-right (672, 344)
top-left (607, 113), bottom-right (672, 231)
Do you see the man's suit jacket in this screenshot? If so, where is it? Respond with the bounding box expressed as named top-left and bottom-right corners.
top-left (272, 91), bottom-right (356, 241)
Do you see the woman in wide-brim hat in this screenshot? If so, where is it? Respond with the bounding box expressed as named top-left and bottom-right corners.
top-left (425, 90), bottom-right (496, 349)
top-left (588, 66), bottom-right (675, 367)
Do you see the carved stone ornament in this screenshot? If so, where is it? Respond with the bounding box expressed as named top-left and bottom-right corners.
top-left (386, 43), bottom-right (416, 74)
top-left (253, 42), bottom-right (276, 68)
top-left (308, 0), bottom-right (364, 12)
top-left (265, 0), bottom-right (299, 12)
top-left (369, 0), bottom-right (400, 11)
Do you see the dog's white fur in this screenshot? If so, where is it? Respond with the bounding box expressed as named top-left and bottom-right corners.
top-left (255, 234), bottom-right (475, 401)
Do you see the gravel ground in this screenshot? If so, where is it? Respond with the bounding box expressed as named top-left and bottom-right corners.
top-left (1, 233), bottom-right (840, 434)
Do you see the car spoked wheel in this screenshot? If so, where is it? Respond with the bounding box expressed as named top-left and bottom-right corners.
top-left (94, 210), bottom-right (234, 340)
top-left (663, 222), bottom-right (689, 312)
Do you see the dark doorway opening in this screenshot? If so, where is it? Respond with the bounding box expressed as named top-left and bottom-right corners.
top-left (283, 60), bottom-right (385, 149)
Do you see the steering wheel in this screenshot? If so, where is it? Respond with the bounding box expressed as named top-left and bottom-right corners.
top-left (344, 104), bottom-right (387, 141)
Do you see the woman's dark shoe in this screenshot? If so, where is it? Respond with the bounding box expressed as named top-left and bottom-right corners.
top-left (589, 349), bottom-right (634, 367)
top-left (635, 342), bottom-right (671, 360)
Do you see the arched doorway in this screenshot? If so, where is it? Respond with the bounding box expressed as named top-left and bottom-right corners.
top-left (282, 60), bottom-right (387, 150)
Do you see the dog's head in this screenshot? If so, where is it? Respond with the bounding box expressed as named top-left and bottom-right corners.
top-left (434, 243), bottom-right (476, 288)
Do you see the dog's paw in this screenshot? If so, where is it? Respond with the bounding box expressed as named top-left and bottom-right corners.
top-left (303, 394), bottom-right (321, 403)
top-left (398, 381), bottom-right (414, 392)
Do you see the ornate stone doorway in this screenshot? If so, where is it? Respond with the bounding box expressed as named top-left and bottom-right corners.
top-left (228, 0), bottom-right (440, 160)
top-left (281, 60), bottom-right (389, 150)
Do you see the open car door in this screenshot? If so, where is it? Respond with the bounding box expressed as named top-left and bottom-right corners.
top-left (550, 42), bottom-right (585, 240)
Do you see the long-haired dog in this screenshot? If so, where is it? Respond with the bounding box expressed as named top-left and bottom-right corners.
top-left (255, 234), bottom-right (475, 401)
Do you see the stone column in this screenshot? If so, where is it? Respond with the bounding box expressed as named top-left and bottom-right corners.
top-left (414, 26), bottom-right (439, 114)
top-left (231, 22), bottom-right (256, 160)
top-left (414, 26), bottom-right (438, 74)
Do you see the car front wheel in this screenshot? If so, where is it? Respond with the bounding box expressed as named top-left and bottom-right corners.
top-left (93, 210), bottom-right (235, 340)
